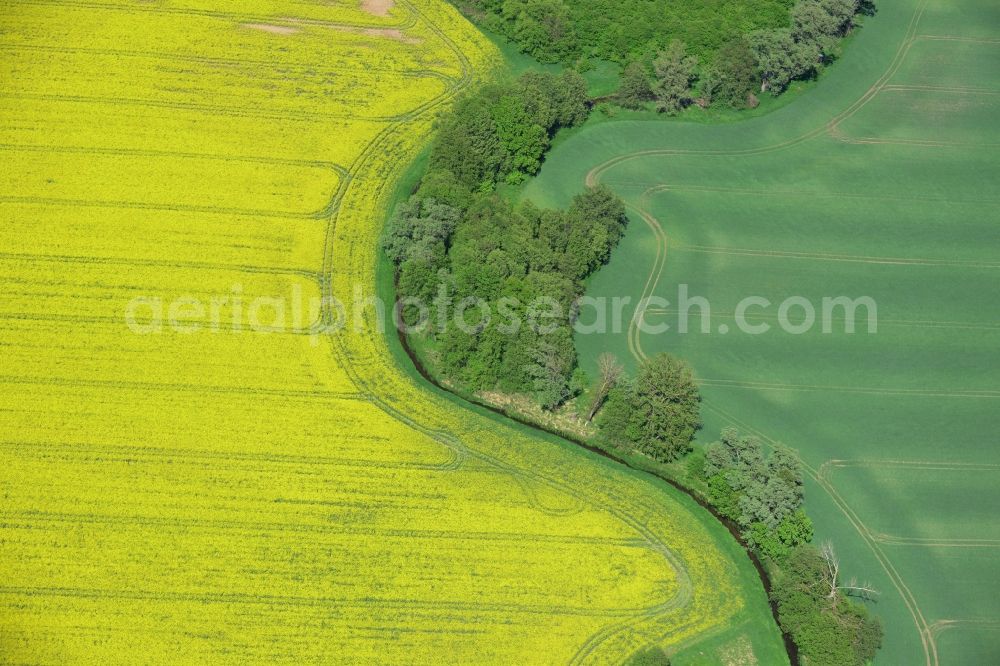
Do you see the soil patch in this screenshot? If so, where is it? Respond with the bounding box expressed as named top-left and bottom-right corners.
top-left (243, 23), bottom-right (300, 36)
top-left (361, 0), bottom-right (394, 17)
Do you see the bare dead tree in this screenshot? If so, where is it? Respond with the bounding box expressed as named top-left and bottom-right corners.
top-left (820, 541), bottom-right (880, 606)
top-left (586, 353), bottom-right (624, 422)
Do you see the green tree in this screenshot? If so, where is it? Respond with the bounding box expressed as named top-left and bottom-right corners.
top-left (771, 544), bottom-right (883, 665)
top-left (747, 29), bottom-right (818, 94)
top-left (563, 184), bottom-right (629, 278)
top-left (822, 0), bottom-right (862, 35)
top-left (711, 37), bottom-right (758, 108)
top-left (550, 70), bottom-right (590, 128)
top-left (617, 61), bottom-right (652, 109)
top-left (525, 335), bottom-right (576, 409)
top-left (502, 0), bottom-right (579, 63)
top-left (517, 70), bottom-right (589, 131)
top-left (707, 472), bottom-right (741, 521)
top-left (704, 427), bottom-right (765, 479)
top-left (491, 91), bottom-right (548, 183)
top-left (597, 380), bottom-right (639, 446)
top-left (382, 196), bottom-right (460, 267)
top-left (776, 508), bottom-right (814, 550)
top-left (396, 258), bottom-right (440, 315)
top-left (748, 508), bottom-right (813, 559)
top-left (416, 169), bottom-right (473, 211)
top-left (701, 428), bottom-right (809, 553)
top-left (429, 73), bottom-right (591, 190)
top-left (652, 40), bottom-right (699, 114)
top-left (429, 93), bottom-right (503, 189)
top-left (791, 0), bottom-right (841, 49)
top-left (599, 353), bottom-right (701, 461)
top-left (791, 0), bottom-right (844, 64)
top-left (518, 71), bottom-right (559, 130)
top-left (792, 0), bottom-right (862, 62)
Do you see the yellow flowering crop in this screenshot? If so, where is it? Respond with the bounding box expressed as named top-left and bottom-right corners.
top-left (0, 0), bottom-right (773, 663)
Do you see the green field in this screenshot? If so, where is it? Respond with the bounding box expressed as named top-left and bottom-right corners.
top-left (525, 0), bottom-right (1000, 663)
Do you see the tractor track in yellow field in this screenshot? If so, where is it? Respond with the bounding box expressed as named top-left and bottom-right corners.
top-left (319, 3), bottom-right (707, 662)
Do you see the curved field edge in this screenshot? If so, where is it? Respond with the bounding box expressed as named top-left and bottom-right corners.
top-left (0, 0), bottom-right (785, 662)
top-left (376, 151), bottom-right (791, 664)
top-left (525, 0), bottom-right (1000, 663)
top-left (327, 4), bottom-right (790, 662)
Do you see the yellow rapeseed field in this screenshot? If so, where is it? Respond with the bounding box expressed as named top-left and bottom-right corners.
top-left (0, 1), bottom-right (773, 662)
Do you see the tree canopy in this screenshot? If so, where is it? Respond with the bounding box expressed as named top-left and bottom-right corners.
top-left (700, 428), bottom-right (812, 558)
top-left (598, 353), bottom-right (701, 462)
top-left (465, 0), bottom-right (792, 65)
top-left (429, 70), bottom-right (589, 189)
top-left (771, 545), bottom-right (884, 665)
top-left (460, 0), bottom-right (874, 109)
top-left (386, 178), bottom-right (629, 409)
top-left (651, 41), bottom-right (699, 114)
top-left (693, 430), bottom-right (882, 664)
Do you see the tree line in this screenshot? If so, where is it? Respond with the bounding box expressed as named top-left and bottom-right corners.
top-left (459, 0), bottom-right (875, 112)
top-left (386, 64), bottom-right (884, 666)
top-left (386, 71), bottom-right (705, 446)
top-left (429, 70), bottom-right (589, 189)
top-left (618, 0), bottom-right (874, 112)
top-left (586, 357), bottom-right (883, 664)
top-left (689, 428), bottom-right (883, 665)
top-left (561, 350), bottom-right (884, 664)
top-left (459, 0), bottom-right (790, 65)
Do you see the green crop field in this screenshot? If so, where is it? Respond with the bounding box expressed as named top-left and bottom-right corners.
top-left (526, 0), bottom-right (1000, 663)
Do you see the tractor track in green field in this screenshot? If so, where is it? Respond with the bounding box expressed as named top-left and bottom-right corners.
top-left (701, 401), bottom-right (938, 665)
top-left (584, 0), bottom-right (930, 187)
top-left (582, 2), bottom-right (949, 663)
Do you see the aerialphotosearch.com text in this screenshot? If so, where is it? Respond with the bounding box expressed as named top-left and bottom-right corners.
top-left (124, 283), bottom-right (878, 339)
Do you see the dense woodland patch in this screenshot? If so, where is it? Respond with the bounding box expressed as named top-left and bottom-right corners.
top-left (460, 0), bottom-right (793, 64)
top-left (457, 0), bottom-right (875, 111)
top-left (385, 72), bottom-right (629, 408)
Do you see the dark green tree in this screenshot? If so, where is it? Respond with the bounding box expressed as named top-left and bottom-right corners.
top-left (748, 508), bottom-right (814, 560)
top-left (599, 353), bottom-right (701, 461)
top-left (490, 91), bottom-right (548, 183)
top-left (382, 197), bottom-right (460, 266)
top-left (551, 70), bottom-right (590, 128)
top-left (416, 169), bottom-right (474, 211)
top-left (524, 332), bottom-right (576, 409)
top-left (701, 428), bottom-right (810, 555)
top-left (429, 93), bottom-right (504, 189)
top-left (428, 72), bottom-right (591, 190)
top-left (791, 0), bottom-right (841, 50)
top-left (563, 184), bottom-right (629, 276)
top-left (518, 70), bottom-right (589, 131)
top-left (771, 544), bottom-right (883, 665)
top-left (711, 37), bottom-right (759, 108)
